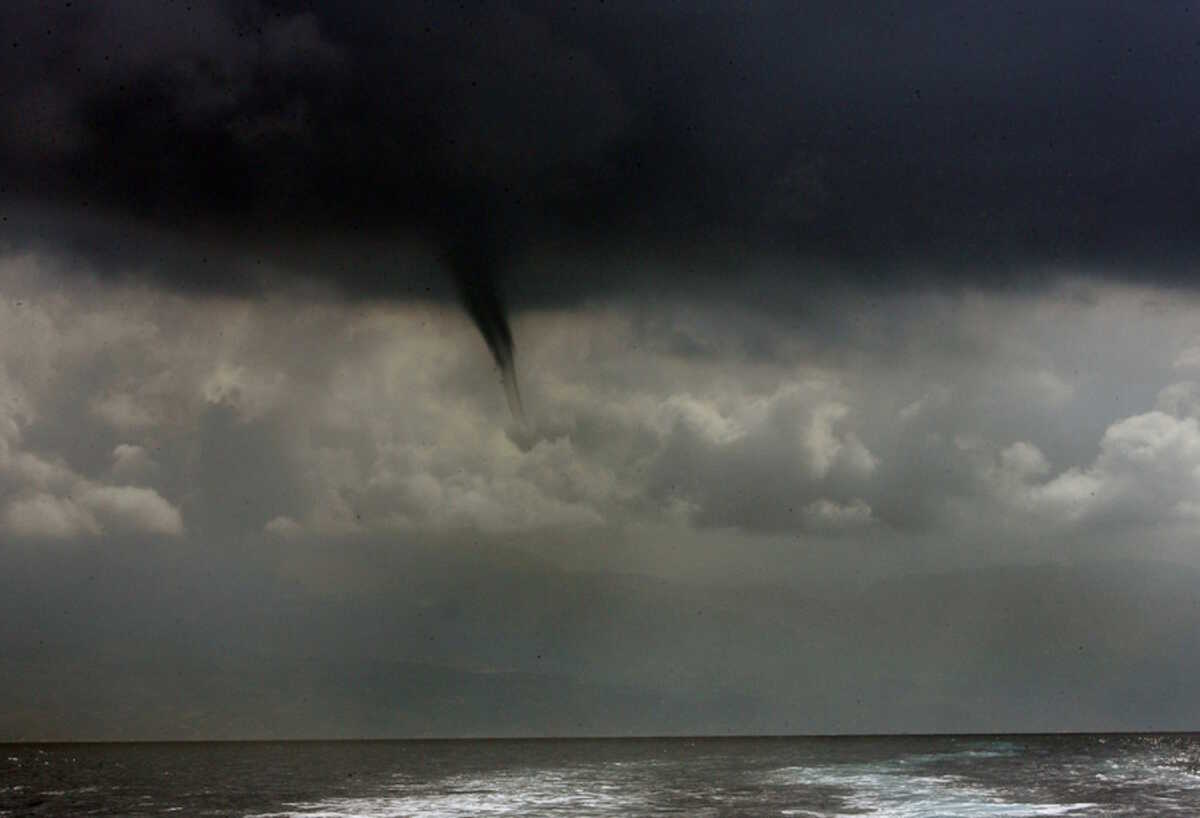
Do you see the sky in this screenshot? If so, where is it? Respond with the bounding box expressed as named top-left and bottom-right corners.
top-left (2, 1), bottom-right (1200, 738)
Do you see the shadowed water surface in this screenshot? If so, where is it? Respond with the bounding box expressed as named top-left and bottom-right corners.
top-left (3, 735), bottom-right (1200, 816)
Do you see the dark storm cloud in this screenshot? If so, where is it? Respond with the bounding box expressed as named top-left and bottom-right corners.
top-left (4, 1), bottom-right (1200, 298)
top-left (3, 1), bottom-right (1200, 419)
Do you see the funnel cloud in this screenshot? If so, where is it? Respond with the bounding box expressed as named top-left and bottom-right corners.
top-left (453, 263), bottom-right (524, 424)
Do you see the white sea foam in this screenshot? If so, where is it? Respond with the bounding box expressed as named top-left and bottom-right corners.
top-left (768, 763), bottom-right (1095, 817)
top-left (237, 740), bottom-right (1200, 818)
top-left (246, 768), bottom-right (643, 818)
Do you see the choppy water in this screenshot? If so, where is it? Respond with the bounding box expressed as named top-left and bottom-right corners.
top-left (3, 735), bottom-right (1200, 817)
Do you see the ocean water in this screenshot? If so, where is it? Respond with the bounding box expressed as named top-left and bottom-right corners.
top-left (3, 735), bottom-right (1200, 817)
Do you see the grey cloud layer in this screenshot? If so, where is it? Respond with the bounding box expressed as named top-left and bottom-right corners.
top-left (3, 256), bottom-right (1200, 561)
top-left (0, 262), bottom-right (1194, 579)
top-left (5, 254), bottom-right (1200, 735)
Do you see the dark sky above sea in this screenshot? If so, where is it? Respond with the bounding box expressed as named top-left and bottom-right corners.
top-left (2, 1), bottom-right (1200, 738)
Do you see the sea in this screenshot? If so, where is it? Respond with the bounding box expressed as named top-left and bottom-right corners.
top-left (3, 735), bottom-right (1200, 817)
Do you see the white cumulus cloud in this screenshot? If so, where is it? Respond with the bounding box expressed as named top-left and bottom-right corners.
top-left (76, 485), bottom-right (184, 537)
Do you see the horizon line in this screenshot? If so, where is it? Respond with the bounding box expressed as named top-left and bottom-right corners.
top-left (4, 730), bottom-right (1198, 746)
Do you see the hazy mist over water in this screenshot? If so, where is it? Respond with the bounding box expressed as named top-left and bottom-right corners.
top-left (4, 735), bottom-right (1200, 817)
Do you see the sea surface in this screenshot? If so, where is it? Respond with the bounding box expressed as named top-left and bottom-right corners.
top-left (3, 735), bottom-right (1200, 817)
